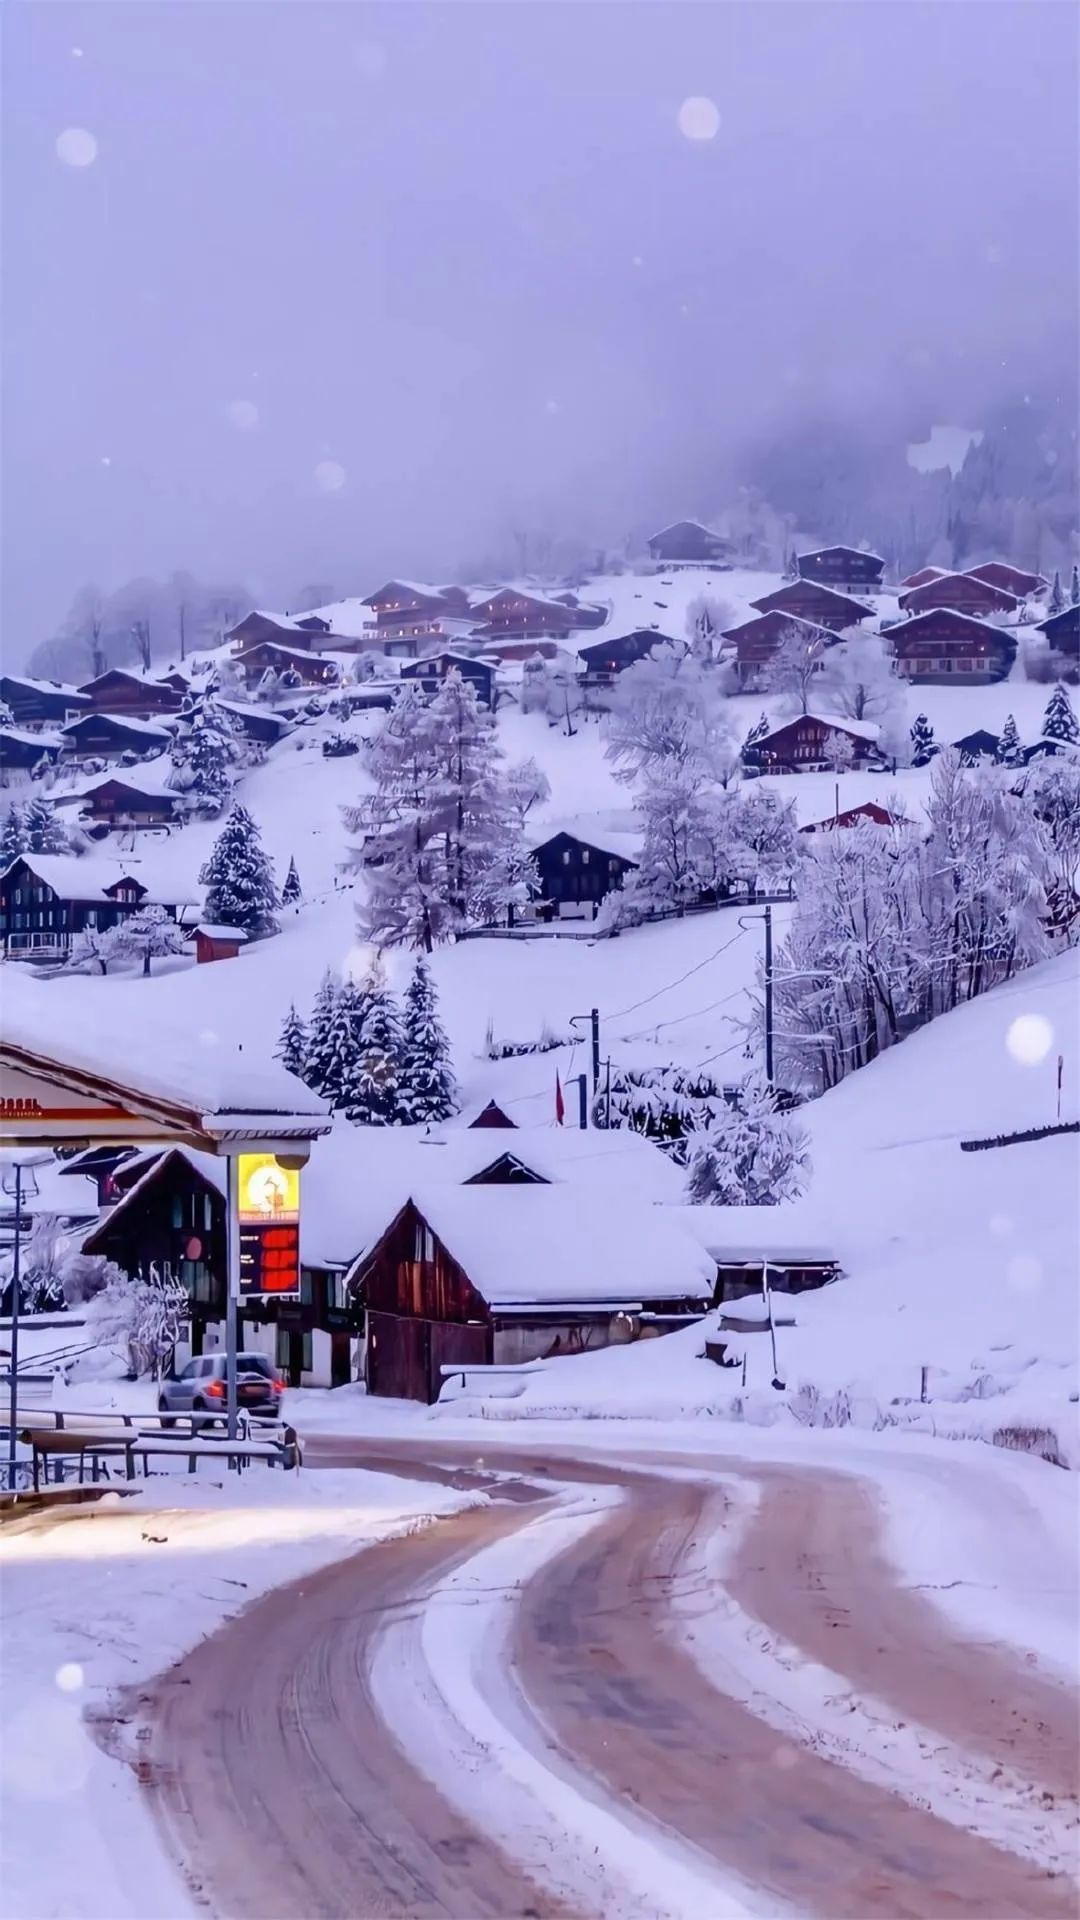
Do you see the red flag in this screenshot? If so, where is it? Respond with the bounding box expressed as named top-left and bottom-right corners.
top-left (554, 1071), bottom-right (565, 1126)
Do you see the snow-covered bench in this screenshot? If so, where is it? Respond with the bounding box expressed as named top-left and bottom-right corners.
top-left (438, 1362), bottom-right (544, 1401)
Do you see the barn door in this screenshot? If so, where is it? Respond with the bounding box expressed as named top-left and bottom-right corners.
top-left (367, 1312), bottom-right (429, 1402)
top-left (427, 1321), bottom-right (492, 1403)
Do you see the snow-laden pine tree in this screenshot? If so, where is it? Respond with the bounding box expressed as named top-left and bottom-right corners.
top-left (686, 1074), bottom-right (810, 1207)
top-left (343, 683), bottom-right (451, 951)
top-left (182, 707), bottom-right (234, 808)
top-left (112, 904), bottom-right (187, 975)
top-left (303, 971), bottom-right (341, 1099)
top-left (22, 795), bottom-right (67, 854)
top-left (345, 955), bottom-right (404, 1125)
top-left (742, 712), bottom-right (770, 754)
top-left (910, 712), bottom-right (936, 767)
top-left (313, 976), bottom-right (366, 1113)
top-left (1042, 684), bottom-right (1079, 746)
top-left (0, 804), bottom-right (27, 866)
top-left (1071, 563), bottom-right (1080, 607)
top-left (281, 856), bottom-right (303, 906)
top-left (198, 802), bottom-right (278, 936)
top-left (398, 957), bottom-right (457, 1123)
top-left (997, 713), bottom-right (1022, 765)
top-left (1048, 570), bottom-right (1065, 613)
top-left (276, 1003), bottom-right (308, 1080)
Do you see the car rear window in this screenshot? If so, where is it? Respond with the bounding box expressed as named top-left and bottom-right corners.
top-left (237, 1355), bottom-right (274, 1378)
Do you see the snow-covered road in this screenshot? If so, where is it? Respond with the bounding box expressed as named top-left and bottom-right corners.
top-left (119, 1436), bottom-right (1077, 1920)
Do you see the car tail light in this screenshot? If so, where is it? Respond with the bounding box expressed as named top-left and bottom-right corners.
top-left (205, 1378), bottom-right (225, 1398)
top-left (273, 1376), bottom-right (287, 1393)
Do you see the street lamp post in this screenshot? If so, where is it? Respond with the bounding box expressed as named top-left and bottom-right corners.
top-left (2, 1154), bottom-right (45, 1494)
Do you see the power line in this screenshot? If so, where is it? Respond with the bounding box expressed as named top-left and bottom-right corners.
top-left (603, 926), bottom-right (751, 1024)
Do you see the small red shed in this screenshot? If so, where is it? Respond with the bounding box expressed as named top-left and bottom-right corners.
top-left (194, 922), bottom-right (248, 964)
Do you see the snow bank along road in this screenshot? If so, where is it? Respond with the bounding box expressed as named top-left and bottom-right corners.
top-left (132, 1437), bottom-right (1077, 1920)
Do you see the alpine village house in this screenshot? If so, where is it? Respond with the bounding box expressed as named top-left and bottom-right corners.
top-left (0, 855), bottom-right (191, 958)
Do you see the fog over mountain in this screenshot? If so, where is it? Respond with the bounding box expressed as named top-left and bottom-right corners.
top-left (4, 0), bottom-right (1077, 664)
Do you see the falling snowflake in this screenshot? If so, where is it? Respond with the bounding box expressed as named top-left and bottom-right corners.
top-left (56, 127), bottom-right (98, 167)
top-left (55, 1663), bottom-right (84, 1693)
top-left (1006, 1254), bottom-right (1043, 1295)
top-left (1005, 1012), bottom-right (1053, 1065)
top-left (352, 42), bottom-right (387, 79)
top-left (226, 399), bottom-right (259, 431)
top-left (314, 459), bottom-right (347, 493)
top-left (677, 96), bottom-right (720, 142)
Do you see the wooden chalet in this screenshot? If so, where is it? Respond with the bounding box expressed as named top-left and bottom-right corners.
top-left (213, 699), bottom-right (292, 744)
top-left (674, 1205), bottom-right (839, 1303)
top-left (897, 565), bottom-right (948, 592)
top-left (0, 675), bottom-right (90, 729)
top-left (79, 1148), bottom-right (359, 1386)
top-left (887, 608), bottom-right (1016, 684)
top-left (575, 628), bottom-right (669, 684)
top-left (469, 588), bottom-right (605, 640)
top-left (646, 520), bottom-right (732, 566)
top-left (801, 800), bottom-right (905, 833)
top-left (898, 572), bottom-right (1018, 618)
top-left (952, 728), bottom-right (1001, 765)
top-left (399, 652), bottom-right (496, 708)
top-left (0, 728), bottom-right (63, 779)
top-left (965, 561), bottom-right (1046, 600)
top-left (1036, 604), bottom-right (1080, 658)
top-left (721, 610), bottom-right (835, 687)
top-left (77, 669), bottom-right (186, 718)
top-left (796, 546), bottom-right (884, 592)
top-left (226, 610), bottom-right (331, 651)
top-left (745, 712), bottom-right (881, 774)
top-left (72, 772), bottom-right (183, 830)
top-left (749, 581), bottom-right (873, 632)
top-left (60, 712), bottom-right (174, 761)
top-left (353, 1189), bottom-right (713, 1403)
top-left (528, 827), bottom-right (639, 919)
top-left (233, 640), bottom-right (339, 690)
top-left (362, 581), bottom-right (471, 632)
top-left (0, 854), bottom-right (191, 957)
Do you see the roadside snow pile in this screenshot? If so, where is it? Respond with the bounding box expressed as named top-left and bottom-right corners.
top-left (444, 950), bottom-right (1080, 1465)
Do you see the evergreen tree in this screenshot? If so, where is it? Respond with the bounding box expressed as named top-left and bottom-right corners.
top-left (685, 1074), bottom-right (811, 1206)
top-left (399, 957), bottom-right (457, 1123)
top-left (345, 955), bottom-right (404, 1125)
top-left (317, 977), bottom-right (368, 1113)
top-left (996, 713), bottom-right (1022, 765)
top-left (184, 708), bottom-right (234, 806)
top-left (198, 802), bottom-right (278, 935)
top-left (1, 804), bottom-right (28, 867)
top-left (303, 971), bottom-right (341, 1099)
top-left (910, 712), bottom-right (936, 767)
top-left (1042, 683), bottom-right (1079, 746)
top-left (743, 712), bottom-right (770, 753)
top-left (23, 794), bottom-right (67, 854)
top-left (276, 1003), bottom-right (308, 1080)
top-left (281, 856), bottom-right (303, 906)
top-left (1048, 569), bottom-right (1065, 613)
top-left (783, 548), bottom-right (799, 581)
top-left (1070, 563), bottom-right (1079, 607)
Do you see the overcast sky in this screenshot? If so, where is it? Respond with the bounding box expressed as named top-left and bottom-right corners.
top-left (4, 0), bottom-right (1077, 651)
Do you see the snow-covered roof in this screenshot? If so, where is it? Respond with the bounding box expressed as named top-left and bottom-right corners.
top-left (0, 726), bottom-right (64, 750)
top-left (74, 756), bottom-right (180, 800)
top-left (648, 519), bottom-right (727, 543)
top-left (0, 853), bottom-right (195, 904)
top-left (669, 1204), bottom-right (837, 1266)
top-left (751, 581), bottom-right (874, 613)
top-left (759, 712), bottom-right (880, 744)
top-left (891, 608), bottom-right (1004, 638)
top-left (526, 815), bottom-right (642, 863)
top-left (403, 1185), bottom-right (716, 1306)
top-left (61, 711), bottom-right (174, 739)
top-left (797, 546), bottom-right (885, 567)
top-left (1, 675), bottom-right (90, 700)
top-left (290, 598), bottom-right (375, 639)
top-left (196, 923), bottom-right (249, 942)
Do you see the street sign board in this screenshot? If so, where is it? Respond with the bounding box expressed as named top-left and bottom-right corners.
top-left (236, 1151), bottom-right (301, 1298)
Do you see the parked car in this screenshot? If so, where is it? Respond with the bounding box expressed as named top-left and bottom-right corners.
top-left (158, 1352), bottom-right (284, 1425)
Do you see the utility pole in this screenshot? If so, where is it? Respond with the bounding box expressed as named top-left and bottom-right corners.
top-left (571, 1073), bottom-right (589, 1129)
top-left (6, 1167), bottom-right (24, 1494)
top-left (764, 904), bottom-right (774, 1090)
top-left (569, 1008), bottom-right (602, 1092)
top-left (225, 1155), bottom-right (241, 1442)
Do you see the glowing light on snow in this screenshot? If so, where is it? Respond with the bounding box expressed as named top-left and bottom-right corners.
top-left (1005, 1012), bottom-right (1053, 1065)
top-left (55, 1663), bottom-right (84, 1693)
top-left (100, 455), bottom-right (111, 467)
top-left (314, 459), bottom-right (347, 493)
top-left (1006, 1253), bottom-right (1043, 1295)
top-left (56, 127), bottom-right (98, 167)
top-left (352, 42), bottom-right (387, 78)
top-left (677, 96), bottom-right (720, 142)
top-left (226, 399), bottom-right (259, 431)
top-left (71, 47), bottom-right (84, 59)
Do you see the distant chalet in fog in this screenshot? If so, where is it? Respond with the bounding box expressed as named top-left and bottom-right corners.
top-left (646, 520), bottom-right (732, 567)
top-left (964, 560), bottom-right (1046, 600)
top-left (746, 713), bottom-right (881, 774)
top-left (888, 608), bottom-right (1016, 684)
top-left (796, 546), bottom-right (884, 593)
top-left (0, 675), bottom-right (90, 730)
top-left (469, 587), bottom-right (605, 641)
top-left (749, 580), bottom-right (874, 631)
top-left (399, 652), bottom-right (496, 707)
top-left (575, 628), bottom-right (671, 685)
top-left (77, 668), bottom-right (186, 719)
top-left (61, 712), bottom-right (174, 760)
top-left (0, 854), bottom-right (191, 958)
top-left (233, 640), bottom-right (339, 691)
top-left (898, 572), bottom-right (1019, 618)
top-left (226, 610), bottom-right (332, 651)
top-left (1036, 604), bottom-right (1080, 657)
top-left (721, 610), bottom-right (836, 686)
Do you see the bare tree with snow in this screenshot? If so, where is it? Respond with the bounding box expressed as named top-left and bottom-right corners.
top-left (604, 643), bottom-right (734, 783)
top-left (763, 621), bottom-right (832, 715)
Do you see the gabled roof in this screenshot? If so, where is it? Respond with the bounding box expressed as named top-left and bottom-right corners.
top-left (797, 545), bottom-right (884, 567)
top-left (526, 818), bottom-right (642, 864)
top-left (0, 853), bottom-right (195, 904)
top-left (749, 581), bottom-right (873, 617)
top-left (898, 566), bottom-right (949, 590)
top-left (720, 610), bottom-right (833, 644)
top-left (361, 580), bottom-right (458, 610)
top-left (1036, 604), bottom-right (1080, 638)
top-left (77, 668), bottom-right (183, 697)
top-left (61, 711), bottom-right (173, 740)
top-left (648, 519), bottom-right (728, 544)
top-left (757, 711), bottom-right (880, 746)
top-left (1, 674), bottom-right (90, 703)
top-left (888, 607), bottom-right (1006, 642)
top-left (898, 571), bottom-right (1019, 612)
top-left (964, 561), bottom-right (1046, 594)
top-left (0, 726), bottom-right (64, 751)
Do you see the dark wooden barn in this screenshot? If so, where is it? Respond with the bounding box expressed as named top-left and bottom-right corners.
top-left (749, 581), bottom-right (873, 632)
top-left (575, 629), bottom-right (669, 684)
top-left (898, 572), bottom-right (1019, 618)
top-left (77, 669), bottom-right (186, 718)
top-left (1036, 605), bottom-right (1080, 657)
top-left (60, 712), bottom-right (174, 760)
top-left (399, 652), bottom-right (496, 707)
top-left (964, 561), bottom-right (1046, 600)
top-left (796, 546), bottom-right (884, 592)
top-left (0, 676), bottom-right (90, 729)
top-left (74, 775), bottom-right (182, 830)
top-left (721, 610), bottom-right (836, 686)
top-left (888, 609), bottom-right (1016, 684)
top-left (646, 520), bottom-right (731, 566)
top-left (745, 713), bottom-right (881, 774)
top-left (528, 828), bottom-right (639, 918)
